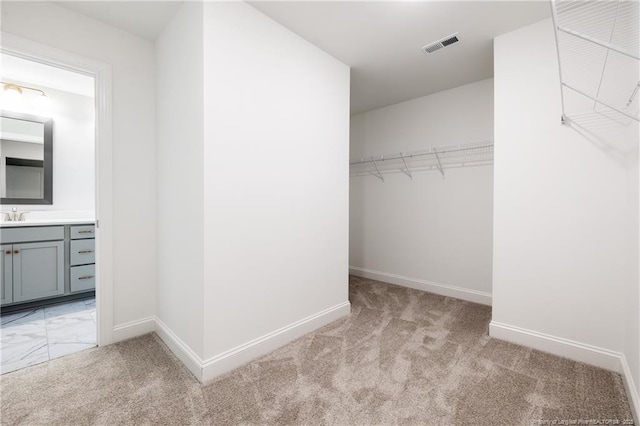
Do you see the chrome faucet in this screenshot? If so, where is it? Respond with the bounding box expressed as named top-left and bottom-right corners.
top-left (0, 207), bottom-right (29, 222)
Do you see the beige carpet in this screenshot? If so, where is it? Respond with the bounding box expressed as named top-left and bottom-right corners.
top-left (0, 276), bottom-right (634, 425)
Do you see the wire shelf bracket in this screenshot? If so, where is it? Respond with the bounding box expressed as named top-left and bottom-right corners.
top-left (400, 153), bottom-right (413, 180)
top-left (371, 158), bottom-right (384, 182)
top-left (627, 81), bottom-right (640, 107)
top-left (434, 151), bottom-right (445, 177)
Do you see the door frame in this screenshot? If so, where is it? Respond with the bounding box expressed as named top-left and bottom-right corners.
top-left (1, 32), bottom-right (115, 345)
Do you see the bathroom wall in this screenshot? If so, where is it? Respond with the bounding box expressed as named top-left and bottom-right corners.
top-left (492, 19), bottom-right (639, 416)
top-left (1, 1), bottom-right (157, 331)
top-left (349, 79), bottom-right (494, 304)
top-left (0, 80), bottom-right (95, 212)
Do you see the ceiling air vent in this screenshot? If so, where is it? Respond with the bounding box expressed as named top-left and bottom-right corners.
top-left (421, 33), bottom-right (459, 55)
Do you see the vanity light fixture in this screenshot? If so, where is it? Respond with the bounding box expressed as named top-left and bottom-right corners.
top-left (1, 81), bottom-right (50, 107)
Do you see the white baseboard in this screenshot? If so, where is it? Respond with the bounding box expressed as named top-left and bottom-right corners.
top-left (349, 266), bottom-right (492, 306)
top-left (201, 301), bottom-right (351, 382)
top-left (620, 354), bottom-right (640, 425)
top-left (114, 301), bottom-right (351, 383)
top-left (490, 320), bottom-right (622, 372)
top-left (112, 316), bottom-right (155, 343)
top-left (154, 317), bottom-right (204, 381)
top-left (490, 321), bottom-right (639, 422)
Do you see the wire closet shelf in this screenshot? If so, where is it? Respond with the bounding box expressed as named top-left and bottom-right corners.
top-left (550, 0), bottom-right (640, 124)
top-left (349, 140), bottom-right (494, 181)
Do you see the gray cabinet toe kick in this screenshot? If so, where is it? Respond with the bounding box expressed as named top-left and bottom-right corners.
top-left (1, 223), bottom-right (96, 308)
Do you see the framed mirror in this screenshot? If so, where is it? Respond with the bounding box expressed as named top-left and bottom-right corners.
top-left (0, 110), bottom-right (53, 204)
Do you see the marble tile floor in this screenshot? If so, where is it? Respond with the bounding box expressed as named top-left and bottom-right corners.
top-left (0, 298), bottom-right (96, 374)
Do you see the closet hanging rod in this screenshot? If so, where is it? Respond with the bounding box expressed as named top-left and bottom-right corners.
top-left (562, 82), bottom-right (640, 122)
top-left (350, 160), bottom-right (493, 176)
top-left (349, 141), bottom-right (493, 166)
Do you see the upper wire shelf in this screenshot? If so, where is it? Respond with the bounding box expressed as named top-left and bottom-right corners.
top-left (551, 0), bottom-right (640, 124)
top-left (350, 140), bottom-right (494, 181)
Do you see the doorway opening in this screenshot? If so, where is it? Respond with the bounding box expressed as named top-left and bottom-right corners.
top-left (0, 39), bottom-right (111, 373)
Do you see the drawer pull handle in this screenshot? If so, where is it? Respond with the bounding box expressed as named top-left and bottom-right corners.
top-left (78, 250), bottom-right (94, 254)
top-left (78, 230), bottom-right (94, 234)
top-left (13, 250), bottom-right (19, 254)
top-left (5, 250), bottom-right (11, 255)
top-left (78, 275), bottom-right (94, 280)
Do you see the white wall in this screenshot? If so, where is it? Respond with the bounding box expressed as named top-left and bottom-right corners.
top-left (1, 80), bottom-right (95, 211)
top-left (630, 2), bottom-right (640, 409)
top-left (627, 142), bottom-right (640, 418)
top-left (156, 2), bottom-right (204, 358)
top-left (627, 4), bottom-right (640, 412)
top-left (1, 2), bottom-right (157, 328)
top-left (201, 1), bottom-right (350, 363)
top-left (153, 1), bottom-right (350, 379)
top-left (492, 18), bottom-right (639, 404)
top-left (349, 79), bottom-right (494, 303)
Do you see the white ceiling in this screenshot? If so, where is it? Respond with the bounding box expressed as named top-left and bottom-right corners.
top-left (54, 1), bottom-right (184, 41)
top-left (49, 1), bottom-right (550, 114)
top-left (250, 1), bottom-right (551, 113)
top-left (1, 53), bottom-right (95, 97)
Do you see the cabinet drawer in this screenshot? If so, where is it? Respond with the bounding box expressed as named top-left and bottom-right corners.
top-left (70, 239), bottom-right (95, 266)
top-left (70, 225), bottom-right (95, 240)
top-left (70, 264), bottom-right (95, 293)
top-left (0, 226), bottom-right (64, 244)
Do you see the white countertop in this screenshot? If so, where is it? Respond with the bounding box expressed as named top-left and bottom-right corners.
top-left (0, 218), bottom-right (95, 228)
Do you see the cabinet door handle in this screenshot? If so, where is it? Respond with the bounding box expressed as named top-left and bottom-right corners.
top-left (13, 250), bottom-right (19, 254)
top-left (78, 275), bottom-right (95, 280)
top-left (5, 250), bottom-right (11, 255)
top-left (78, 250), bottom-right (94, 254)
top-left (78, 230), bottom-right (94, 234)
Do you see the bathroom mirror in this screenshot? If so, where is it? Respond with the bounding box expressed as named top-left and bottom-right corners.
top-left (0, 111), bottom-right (53, 204)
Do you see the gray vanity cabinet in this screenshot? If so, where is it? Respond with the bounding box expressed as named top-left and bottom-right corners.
top-left (0, 226), bottom-right (66, 305)
top-left (12, 241), bottom-right (65, 302)
top-left (0, 224), bottom-right (93, 307)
